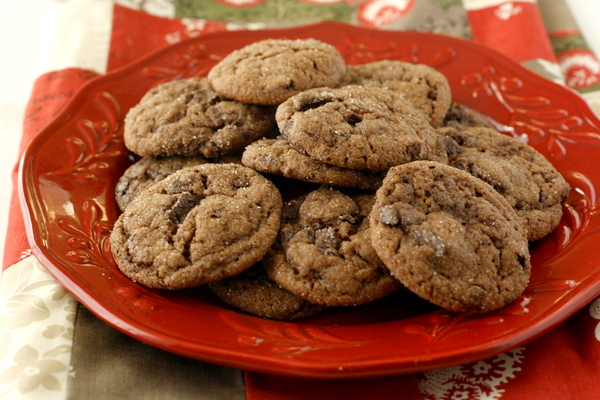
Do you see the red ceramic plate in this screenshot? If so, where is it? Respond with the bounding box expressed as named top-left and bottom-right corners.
top-left (19, 22), bottom-right (600, 378)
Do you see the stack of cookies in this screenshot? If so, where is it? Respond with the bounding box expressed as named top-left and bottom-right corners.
top-left (110, 38), bottom-right (570, 320)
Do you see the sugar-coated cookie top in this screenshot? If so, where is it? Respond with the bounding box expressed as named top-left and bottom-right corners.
top-left (370, 161), bottom-right (531, 314)
top-left (208, 38), bottom-right (346, 105)
top-left (110, 163), bottom-right (282, 290)
top-left (277, 85), bottom-right (440, 170)
top-left (123, 77), bottom-right (274, 158)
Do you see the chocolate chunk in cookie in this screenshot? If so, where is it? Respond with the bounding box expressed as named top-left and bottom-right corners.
top-left (208, 38), bottom-right (346, 105)
top-left (115, 155), bottom-right (210, 212)
top-left (110, 163), bottom-right (282, 290)
top-left (277, 86), bottom-right (439, 170)
top-left (123, 77), bottom-right (275, 158)
top-left (438, 126), bottom-right (570, 241)
top-left (242, 137), bottom-right (384, 190)
top-left (209, 263), bottom-right (327, 321)
top-left (370, 161), bottom-right (531, 314)
top-left (263, 188), bottom-right (402, 307)
top-left (338, 60), bottom-right (452, 127)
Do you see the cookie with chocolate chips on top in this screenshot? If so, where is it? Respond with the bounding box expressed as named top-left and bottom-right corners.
top-left (438, 126), bottom-right (570, 241)
top-left (110, 163), bottom-right (282, 290)
top-left (338, 60), bottom-right (452, 127)
top-left (370, 161), bottom-right (531, 314)
top-left (115, 155), bottom-right (210, 212)
top-left (263, 187), bottom-right (402, 307)
top-left (277, 85), bottom-right (440, 171)
top-left (123, 77), bottom-right (275, 159)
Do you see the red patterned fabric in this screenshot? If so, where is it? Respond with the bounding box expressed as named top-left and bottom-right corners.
top-left (108, 5), bottom-right (227, 71)
top-left (3, 69), bottom-right (99, 270)
top-left (500, 308), bottom-right (600, 399)
top-left (467, 1), bottom-right (557, 63)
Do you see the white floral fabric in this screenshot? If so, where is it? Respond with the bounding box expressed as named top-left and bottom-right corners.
top-left (419, 349), bottom-right (525, 400)
top-left (0, 257), bottom-right (77, 399)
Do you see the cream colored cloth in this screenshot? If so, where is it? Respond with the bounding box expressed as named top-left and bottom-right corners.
top-left (0, 257), bottom-right (76, 399)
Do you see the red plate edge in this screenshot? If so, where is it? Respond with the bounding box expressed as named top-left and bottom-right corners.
top-left (17, 21), bottom-right (600, 379)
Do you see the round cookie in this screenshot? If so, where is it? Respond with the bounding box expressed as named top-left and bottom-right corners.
top-left (209, 263), bottom-right (327, 321)
top-left (338, 60), bottom-right (452, 126)
top-left (277, 85), bottom-right (439, 171)
top-left (438, 126), bottom-right (570, 241)
top-left (370, 161), bottom-right (531, 314)
top-left (123, 77), bottom-right (275, 158)
top-left (241, 138), bottom-right (385, 190)
top-left (263, 188), bottom-right (402, 307)
top-left (110, 163), bottom-right (282, 290)
top-left (115, 155), bottom-right (210, 212)
top-left (208, 38), bottom-right (346, 105)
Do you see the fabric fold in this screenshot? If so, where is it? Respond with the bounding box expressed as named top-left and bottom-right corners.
top-left (538, 0), bottom-right (600, 114)
top-left (463, 0), bottom-right (563, 83)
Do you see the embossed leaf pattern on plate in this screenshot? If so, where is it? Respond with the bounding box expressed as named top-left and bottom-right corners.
top-left (338, 33), bottom-right (458, 68)
top-left (46, 91), bottom-right (125, 184)
top-left (220, 311), bottom-right (368, 355)
top-left (57, 200), bottom-right (113, 268)
top-left (560, 171), bottom-right (600, 247)
top-left (141, 43), bottom-right (222, 83)
top-left (460, 62), bottom-right (600, 159)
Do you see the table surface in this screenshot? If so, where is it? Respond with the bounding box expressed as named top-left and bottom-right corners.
top-left (1, 0), bottom-right (600, 265)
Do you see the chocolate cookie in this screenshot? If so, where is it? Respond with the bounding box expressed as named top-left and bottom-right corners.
top-left (338, 60), bottom-right (452, 126)
top-left (241, 138), bottom-right (385, 190)
top-left (208, 38), bottom-right (346, 105)
top-left (115, 155), bottom-right (210, 212)
top-left (123, 77), bottom-right (275, 158)
top-left (370, 161), bottom-right (531, 314)
top-left (110, 163), bottom-right (282, 290)
top-left (209, 263), bottom-right (327, 320)
top-left (263, 188), bottom-right (402, 306)
top-left (277, 86), bottom-right (439, 170)
top-left (439, 102), bottom-right (493, 129)
top-left (438, 126), bottom-right (570, 241)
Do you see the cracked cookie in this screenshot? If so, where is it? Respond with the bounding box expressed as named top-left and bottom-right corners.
top-left (438, 126), bottom-right (570, 241)
top-left (115, 155), bottom-right (210, 212)
top-left (123, 77), bottom-right (275, 158)
top-left (338, 60), bottom-right (452, 127)
top-left (263, 187), bottom-right (402, 307)
top-left (110, 163), bottom-right (282, 290)
top-left (208, 38), bottom-right (346, 105)
top-left (209, 263), bottom-right (327, 321)
top-left (276, 85), bottom-right (440, 170)
top-left (241, 137), bottom-right (385, 190)
top-left (370, 161), bottom-right (531, 313)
